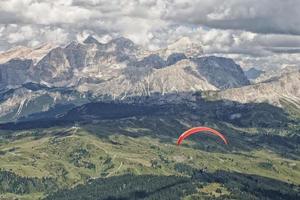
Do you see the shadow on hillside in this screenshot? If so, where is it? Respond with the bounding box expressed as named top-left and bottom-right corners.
top-left (193, 169), bottom-right (300, 200)
top-left (0, 91), bottom-right (293, 129)
top-left (0, 92), bottom-right (298, 158)
top-left (44, 169), bottom-right (300, 200)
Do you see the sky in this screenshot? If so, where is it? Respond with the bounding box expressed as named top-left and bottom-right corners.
top-left (0, 0), bottom-right (300, 69)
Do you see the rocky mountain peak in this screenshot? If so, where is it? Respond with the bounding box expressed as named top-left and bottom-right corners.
top-left (193, 56), bottom-right (250, 89)
top-left (0, 44), bottom-right (55, 64)
top-left (211, 70), bottom-right (300, 108)
top-left (108, 37), bottom-right (136, 50)
top-left (0, 35), bottom-right (253, 120)
top-left (166, 37), bottom-right (203, 58)
top-left (83, 35), bottom-right (101, 45)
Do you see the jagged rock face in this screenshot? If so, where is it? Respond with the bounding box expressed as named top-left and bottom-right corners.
top-left (33, 47), bottom-right (74, 85)
top-left (0, 36), bottom-right (253, 122)
top-left (0, 47), bottom-right (32, 64)
top-left (0, 36), bottom-right (247, 93)
top-left (108, 37), bottom-right (137, 52)
top-left (0, 59), bottom-right (33, 88)
top-left (193, 56), bottom-right (250, 89)
top-left (31, 38), bottom-right (136, 86)
top-left (212, 70), bottom-right (300, 107)
top-left (0, 44), bottom-right (55, 64)
top-left (0, 36), bottom-right (247, 92)
top-left (132, 54), bottom-right (166, 69)
top-left (77, 59), bottom-right (217, 99)
top-left (64, 42), bottom-right (88, 69)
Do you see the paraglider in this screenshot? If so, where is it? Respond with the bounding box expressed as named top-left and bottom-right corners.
top-left (177, 127), bottom-right (228, 145)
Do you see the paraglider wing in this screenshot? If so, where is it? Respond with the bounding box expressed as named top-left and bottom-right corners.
top-left (177, 127), bottom-right (228, 145)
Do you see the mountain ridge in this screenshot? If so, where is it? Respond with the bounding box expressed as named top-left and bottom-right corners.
top-left (0, 35), bottom-right (249, 92)
top-left (4, 35), bottom-right (299, 124)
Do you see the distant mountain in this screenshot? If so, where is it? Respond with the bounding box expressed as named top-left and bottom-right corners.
top-left (250, 65), bottom-right (300, 83)
top-left (204, 70), bottom-right (300, 109)
top-left (161, 37), bottom-right (203, 58)
top-left (244, 67), bottom-right (265, 81)
top-left (0, 59), bottom-right (33, 88)
top-left (193, 56), bottom-right (250, 89)
top-left (0, 83), bottom-right (89, 123)
top-left (83, 35), bottom-right (102, 45)
top-left (0, 36), bottom-right (248, 90)
top-left (0, 44), bottom-right (55, 64)
top-left (0, 35), bottom-right (252, 122)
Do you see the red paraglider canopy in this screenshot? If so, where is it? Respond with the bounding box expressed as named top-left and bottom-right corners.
top-left (177, 127), bottom-right (228, 145)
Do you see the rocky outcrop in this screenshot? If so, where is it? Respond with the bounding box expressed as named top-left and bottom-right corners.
top-left (208, 70), bottom-right (300, 108)
top-left (193, 56), bottom-right (250, 89)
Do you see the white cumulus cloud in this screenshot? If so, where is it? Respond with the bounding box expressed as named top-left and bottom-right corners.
top-left (0, 0), bottom-right (300, 69)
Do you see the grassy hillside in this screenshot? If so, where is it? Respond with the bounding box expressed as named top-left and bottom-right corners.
top-left (0, 113), bottom-right (299, 199)
top-left (0, 98), bottom-right (299, 199)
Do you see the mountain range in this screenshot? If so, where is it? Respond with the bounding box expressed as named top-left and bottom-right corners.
top-left (0, 36), bottom-right (299, 123)
top-left (0, 36), bottom-right (300, 200)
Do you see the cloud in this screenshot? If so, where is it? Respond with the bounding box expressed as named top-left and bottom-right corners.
top-left (228, 53), bottom-right (300, 70)
top-left (1, 0), bottom-right (300, 35)
top-left (0, 24), bottom-right (70, 51)
top-left (0, 0), bottom-right (300, 69)
top-left (165, 0), bottom-right (300, 35)
top-left (0, 0), bottom-right (92, 25)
